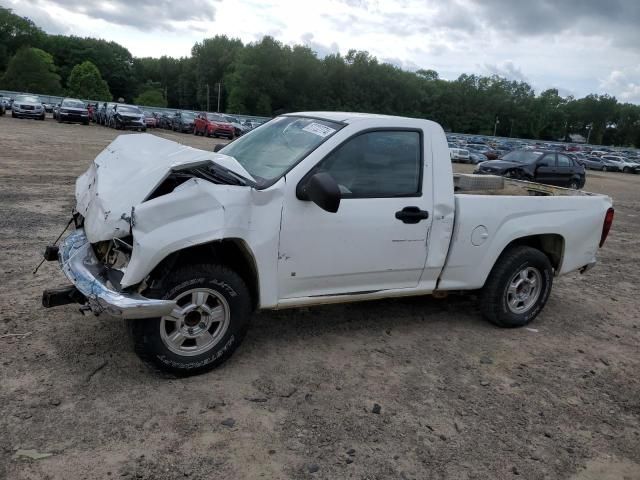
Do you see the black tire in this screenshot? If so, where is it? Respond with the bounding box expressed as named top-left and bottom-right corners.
top-left (602, 166), bottom-right (608, 172)
top-left (128, 263), bottom-right (252, 375)
top-left (480, 246), bottom-right (553, 328)
top-left (623, 167), bottom-right (630, 173)
top-left (568, 179), bottom-right (579, 189)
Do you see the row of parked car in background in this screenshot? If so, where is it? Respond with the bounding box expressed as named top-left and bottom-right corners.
top-left (448, 134), bottom-right (640, 188)
top-left (90, 102), bottom-right (265, 138)
top-left (0, 94), bottom-right (267, 138)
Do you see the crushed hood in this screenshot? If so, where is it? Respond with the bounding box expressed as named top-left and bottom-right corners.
top-left (76, 134), bottom-right (254, 242)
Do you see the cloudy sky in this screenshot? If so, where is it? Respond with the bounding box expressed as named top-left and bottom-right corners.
top-left (5, 0), bottom-right (640, 103)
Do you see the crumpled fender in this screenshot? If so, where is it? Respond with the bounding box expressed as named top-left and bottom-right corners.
top-left (122, 177), bottom-right (285, 309)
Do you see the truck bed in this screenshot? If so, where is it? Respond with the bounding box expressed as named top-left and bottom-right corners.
top-left (453, 173), bottom-right (595, 197)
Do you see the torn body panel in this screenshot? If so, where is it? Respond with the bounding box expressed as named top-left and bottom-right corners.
top-left (74, 133), bottom-right (283, 307)
top-left (76, 134), bottom-right (254, 243)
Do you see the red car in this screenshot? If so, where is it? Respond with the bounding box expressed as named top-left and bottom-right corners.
top-left (143, 111), bottom-right (158, 128)
top-left (194, 113), bottom-right (235, 139)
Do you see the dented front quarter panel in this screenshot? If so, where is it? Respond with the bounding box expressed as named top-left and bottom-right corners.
top-left (75, 133), bottom-right (284, 308)
top-left (124, 177), bottom-right (285, 307)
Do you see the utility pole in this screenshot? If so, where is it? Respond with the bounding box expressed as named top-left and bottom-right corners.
top-left (493, 115), bottom-right (500, 137)
top-left (586, 123), bottom-right (593, 144)
top-left (216, 82), bottom-right (222, 112)
top-left (206, 84), bottom-right (210, 112)
top-left (509, 118), bottom-right (514, 138)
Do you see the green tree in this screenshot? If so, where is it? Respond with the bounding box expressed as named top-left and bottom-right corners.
top-left (0, 6), bottom-right (45, 71)
top-left (66, 60), bottom-right (111, 100)
top-left (1, 47), bottom-right (61, 93)
top-left (134, 88), bottom-right (167, 107)
top-left (43, 35), bottom-right (134, 100)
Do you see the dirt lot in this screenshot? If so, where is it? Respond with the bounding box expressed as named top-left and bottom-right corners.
top-left (1, 114), bottom-right (639, 480)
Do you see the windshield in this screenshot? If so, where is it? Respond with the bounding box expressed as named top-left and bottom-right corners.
top-left (118, 106), bottom-right (142, 114)
top-left (225, 116), bottom-right (239, 123)
top-left (182, 112), bottom-right (196, 119)
top-left (501, 150), bottom-right (543, 164)
top-left (15, 95), bottom-right (40, 103)
top-left (220, 116), bottom-right (343, 186)
top-left (62, 99), bottom-right (85, 108)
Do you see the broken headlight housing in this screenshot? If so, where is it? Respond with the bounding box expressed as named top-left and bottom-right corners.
top-left (93, 236), bottom-right (133, 273)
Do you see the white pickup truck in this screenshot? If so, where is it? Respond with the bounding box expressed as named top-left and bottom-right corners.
top-left (42, 112), bottom-right (615, 374)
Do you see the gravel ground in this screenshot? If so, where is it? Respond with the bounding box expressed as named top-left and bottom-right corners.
top-left (1, 114), bottom-right (639, 480)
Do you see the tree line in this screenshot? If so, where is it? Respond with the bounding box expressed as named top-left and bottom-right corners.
top-left (1, 6), bottom-right (638, 146)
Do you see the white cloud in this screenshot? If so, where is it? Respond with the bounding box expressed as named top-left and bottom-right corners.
top-left (600, 68), bottom-right (640, 104)
top-left (483, 61), bottom-right (529, 83)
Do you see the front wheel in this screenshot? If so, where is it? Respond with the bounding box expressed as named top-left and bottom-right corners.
top-left (480, 246), bottom-right (553, 328)
top-left (569, 179), bottom-right (579, 189)
top-left (602, 166), bottom-right (608, 172)
top-left (128, 264), bottom-right (252, 375)
top-left (623, 167), bottom-right (630, 173)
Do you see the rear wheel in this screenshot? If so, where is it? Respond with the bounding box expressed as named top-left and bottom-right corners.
top-left (128, 264), bottom-right (252, 375)
top-left (480, 246), bottom-right (553, 328)
top-left (568, 179), bottom-right (579, 189)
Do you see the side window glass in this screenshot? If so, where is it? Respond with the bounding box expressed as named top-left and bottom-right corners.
top-left (557, 154), bottom-right (572, 167)
top-left (314, 131), bottom-right (421, 197)
top-left (539, 154), bottom-right (555, 166)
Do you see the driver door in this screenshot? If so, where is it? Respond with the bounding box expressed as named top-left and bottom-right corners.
top-left (277, 130), bottom-right (433, 300)
top-left (534, 153), bottom-right (557, 185)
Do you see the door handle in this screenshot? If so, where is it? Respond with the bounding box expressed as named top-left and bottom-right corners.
top-left (395, 206), bottom-right (429, 224)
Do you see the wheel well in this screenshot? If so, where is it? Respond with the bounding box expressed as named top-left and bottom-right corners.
top-left (146, 239), bottom-right (259, 309)
top-left (502, 234), bottom-right (564, 271)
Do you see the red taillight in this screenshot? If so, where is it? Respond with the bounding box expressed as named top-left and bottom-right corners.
top-left (599, 207), bottom-right (614, 247)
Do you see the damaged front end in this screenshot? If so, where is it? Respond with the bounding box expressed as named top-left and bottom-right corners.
top-left (43, 228), bottom-right (176, 318)
top-left (41, 133), bottom-right (278, 318)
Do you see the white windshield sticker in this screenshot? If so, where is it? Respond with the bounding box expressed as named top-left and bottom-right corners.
top-left (302, 122), bottom-right (336, 138)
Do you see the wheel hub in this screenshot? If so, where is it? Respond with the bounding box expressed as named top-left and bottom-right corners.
top-left (506, 267), bottom-right (542, 314)
top-left (159, 288), bottom-right (230, 356)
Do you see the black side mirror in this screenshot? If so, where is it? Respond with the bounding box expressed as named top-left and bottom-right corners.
top-left (297, 172), bottom-right (341, 213)
top-left (213, 143), bottom-right (225, 153)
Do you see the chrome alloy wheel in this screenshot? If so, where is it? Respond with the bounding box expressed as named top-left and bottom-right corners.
top-left (505, 267), bottom-right (542, 314)
top-left (160, 288), bottom-right (230, 356)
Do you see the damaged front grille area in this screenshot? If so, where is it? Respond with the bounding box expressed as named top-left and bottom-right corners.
top-left (93, 236), bottom-right (133, 273)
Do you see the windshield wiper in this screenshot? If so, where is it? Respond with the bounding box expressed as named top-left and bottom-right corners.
top-left (182, 161), bottom-right (256, 187)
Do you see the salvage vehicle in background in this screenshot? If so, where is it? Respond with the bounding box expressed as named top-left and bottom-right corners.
top-left (469, 151), bottom-right (488, 164)
top-left (57, 98), bottom-right (90, 125)
top-left (475, 150), bottom-right (586, 189)
top-left (581, 156), bottom-right (620, 171)
top-left (171, 111), bottom-right (197, 133)
top-left (143, 110), bottom-right (158, 128)
top-left (601, 155), bottom-right (640, 173)
top-left (41, 112), bottom-right (614, 375)
top-left (194, 112), bottom-right (235, 138)
top-left (223, 114), bottom-right (250, 136)
top-left (450, 148), bottom-right (470, 163)
top-left (467, 144), bottom-right (499, 160)
top-left (11, 94), bottom-right (45, 120)
top-left (110, 104), bottom-right (146, 131)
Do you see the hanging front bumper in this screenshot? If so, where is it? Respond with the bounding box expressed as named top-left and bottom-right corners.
top-left (44, 228), bottom-right (176, 319)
